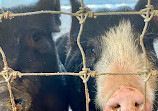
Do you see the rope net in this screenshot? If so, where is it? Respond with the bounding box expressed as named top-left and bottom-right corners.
top-left (0, 0), bottom-right (157, 110)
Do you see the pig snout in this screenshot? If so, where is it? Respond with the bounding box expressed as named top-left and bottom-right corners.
top-left (103, 87), bottom-right (151, 111)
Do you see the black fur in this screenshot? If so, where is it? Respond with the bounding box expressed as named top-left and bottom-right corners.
top-left (56, 0), bottom-right (158, 110)
top-left (0, 0), bottom-right (69, 111)
top-left (56, 33), bottom-right (69, 65)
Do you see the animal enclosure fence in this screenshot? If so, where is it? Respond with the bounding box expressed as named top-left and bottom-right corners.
top-left (0, 0), bottom-right (158, 110)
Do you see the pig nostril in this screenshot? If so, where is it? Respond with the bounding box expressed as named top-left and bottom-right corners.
top-left (135, 102), bottom-right (141, 107)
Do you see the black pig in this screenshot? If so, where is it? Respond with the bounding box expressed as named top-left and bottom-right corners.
top-left (57, 0), bottom-right (158, 110)
top-left (0, 0), bottom-right (69, 111)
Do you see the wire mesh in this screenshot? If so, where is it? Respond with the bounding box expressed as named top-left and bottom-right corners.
top-left (0, 0), bottom-right (157, 110)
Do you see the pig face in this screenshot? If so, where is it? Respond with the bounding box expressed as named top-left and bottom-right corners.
top-left (0, 0), bottom-right (61, 72)
top-left (65, 4), bottom-right (137, 73)
top-left (62, 0), bottom-right (158, 111)
top-left (0, 0), bottom-right (69, 111)
top-left (95, 21), bottom-right (157, 111)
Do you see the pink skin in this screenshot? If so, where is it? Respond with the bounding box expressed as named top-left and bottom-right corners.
top-left (103, 87), bottom-right (151, 111)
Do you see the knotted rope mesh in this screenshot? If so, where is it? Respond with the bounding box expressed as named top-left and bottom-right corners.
top-left (0, 0), bottom-right (158, 110)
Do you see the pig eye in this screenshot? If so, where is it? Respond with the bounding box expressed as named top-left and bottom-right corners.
top-left (15, 99), bottom-right (23, 105)
top-left (89, 47), bottom-right (95, 54)
top-left (32, 32), bottom-right (43, 42)
top-left (90, 48), bottom-right (95, 53)
top-left (32, 35), bottom-right (40, 42)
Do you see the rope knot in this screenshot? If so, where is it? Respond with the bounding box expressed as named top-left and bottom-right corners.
top-left (3, 11), bottom-right (14, 19)
top-left (76, 7), bottom-right (88, 15)
top-left (1, 67), bottom-right (21, 82)
top-left (82, 68), bottom-right (90, 73)
top-left (2, 67), bottom-right (14, 82)
top-left (141, 68), bottom-right (153, 82)
top-left (146, 5), bottom-right (154, 10)
top-left (0, 9), bottom-right (14, 22)
top-left (140, 5), bottom-right (154, 22)
top-left (79, 7), bottom-right (88, 13)
top-left (143, 68), bottom-right (158, 76)
top-left (79, 68), bottom-right (90, 76)
top-left (76, 6), bottom-right (89, 24)
top-left (154, 10), bottom-right (158, 16)
top-left (150, 70), bottom-right (157, 76)
top-left (89, 71), bottom-right (98, 77)
top-left (88, 11), bottom-right (97, 18)
top-left (143, 67), bottom-right (150, 74)
top-left (1, 67), bottom-right (18, 111)
top-left (79, 68), bottom-right (98, 83)
top-left (79, 68), bottom-right (90, 83)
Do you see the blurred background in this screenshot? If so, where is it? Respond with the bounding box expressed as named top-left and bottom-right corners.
top-left (0, 0), bottom-right (137, 9)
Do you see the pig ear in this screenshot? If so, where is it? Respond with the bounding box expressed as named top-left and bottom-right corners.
top-left (135, 0), bottom-right (147, 11)
top-left (35, 0), bottom-right (61, 27)
top-left (135, 0), bottom-right (158, 10)
top-left (36, 0), bottom-right (61, 11)
top-left (69, 0), bottom-right (81, 46)
top-left (135, 0), bottom-right (158, 33)
top-left (26, 0), bottom-right (60, 32)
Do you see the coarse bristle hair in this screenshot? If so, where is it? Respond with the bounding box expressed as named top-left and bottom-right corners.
top-left (94, 20), bottom-right (156, 109)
